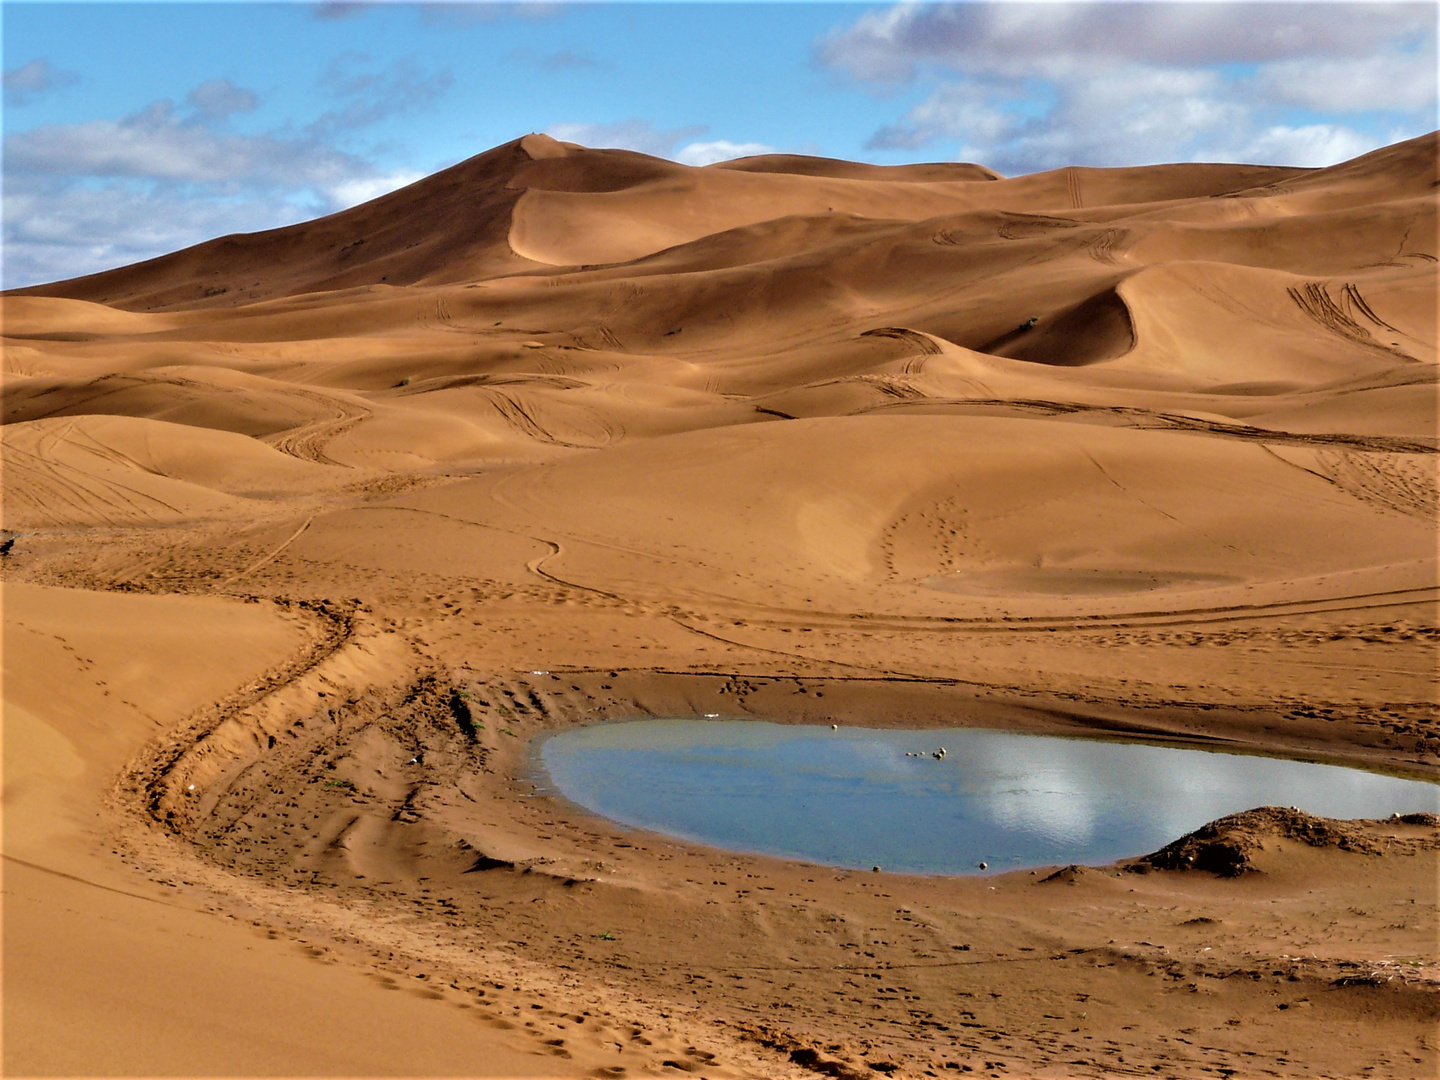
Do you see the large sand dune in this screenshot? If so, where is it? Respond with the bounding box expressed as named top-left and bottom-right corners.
top-left (3, 132), bottom-right (1437, 1077)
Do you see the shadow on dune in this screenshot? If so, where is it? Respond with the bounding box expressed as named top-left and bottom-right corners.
top-left (926, 285), bottom-right (1137, 368)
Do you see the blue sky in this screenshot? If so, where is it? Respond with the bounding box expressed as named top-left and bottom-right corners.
top-left (3, 1), bottom-right (1436, 288)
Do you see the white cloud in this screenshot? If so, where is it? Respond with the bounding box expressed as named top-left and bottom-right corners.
top-left (5, 101), bottom-right (366, 186)
top-left (865, 63), bottom-right (1253, 172)
top-left (1212, 123), bottom-right (1381, 167)
top-left (674, 140), bottom-right (775, 166)
top-left (1, 181), bottom-right (317, 288)
top-left (185, 78), bottom-right (259, 122)
top-left (324, 169), bottom-right (426, 207)
top-left (1255, 51), bottom-right (1438, 113)
top-left (546, 120), bottom-right (774, 167)
top-left (1025, 65), bottom-right (1246, 166)
top-left (2, 64), bottom-right (451, 289)
top-left (867, 79), bottom-right (1021, 150)
top-left (818, 1), bottom-right (1437, 175)
top-left (3, 58), bottom-right (80, 106)
top-left (546, 119), bottom-right (706, 158)
top-left (819, 1), bottom-right (1437, 83)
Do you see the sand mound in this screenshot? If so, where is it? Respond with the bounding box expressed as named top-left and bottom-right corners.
top-left (1, 414), bottom-right (333, 527)
top-left (1142, 806), bottom-right (1440, 876)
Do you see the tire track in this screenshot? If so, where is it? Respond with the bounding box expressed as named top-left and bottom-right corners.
top-left (0, 428), bottom-right (188, 526)
top-left (262, 391), bottom-right (372, 465)
top-left (856, 396), bottom-right (1438, 453)
top-left (109, 598), bottom-right (359, 836)
top-left (1342, 283), bottom-right (1402, 334)
top-left (859, 326), bottom-right (944, 356)
top-left (637, 584), bottom-right (1439, 637)
top-left (1313, 449), bottom-right (1438, 520)
top-left (483, 388), bottom-right (615, 449)
top-left (1084, 227), bottom-right (1126, 265)
top-left (222, 515), bottom-right (316, 584)
top-left (993, 214), bottom-right (1078, 241)
top-left (1286, 281), bottom-right (1414, 360)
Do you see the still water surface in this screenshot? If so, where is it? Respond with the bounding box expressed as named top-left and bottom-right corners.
top-left (538, 719), bottom-right (1439, 875)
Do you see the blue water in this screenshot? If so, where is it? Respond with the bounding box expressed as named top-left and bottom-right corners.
top-left (537, 719), bottom-right (1439, 875)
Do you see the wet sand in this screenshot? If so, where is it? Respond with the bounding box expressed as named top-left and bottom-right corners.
top-left (2, 132), bottom-right (1437, 1077)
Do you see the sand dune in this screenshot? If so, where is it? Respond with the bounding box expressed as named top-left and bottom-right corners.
top-left (3, 132), bottom-right (1437, 1077)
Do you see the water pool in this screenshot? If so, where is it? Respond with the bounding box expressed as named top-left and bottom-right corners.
top-left (537, 719), bottom-right (1438, 875)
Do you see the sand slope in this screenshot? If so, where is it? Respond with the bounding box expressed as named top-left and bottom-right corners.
top-left (3, 132), bottom-right (1437, 1077)
top-left (2, 585), bottom-right (567, 1077)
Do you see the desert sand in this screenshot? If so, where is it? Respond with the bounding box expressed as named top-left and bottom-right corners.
top-left (2, 131), bottom-right (1437, 1078)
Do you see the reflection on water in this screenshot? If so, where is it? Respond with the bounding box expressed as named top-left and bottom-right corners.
top-left (538, 719), bottom-right (1439, 875)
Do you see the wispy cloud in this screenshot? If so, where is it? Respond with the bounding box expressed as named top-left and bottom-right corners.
top-left (312, 1), bottom-right (371, 18)
top-left (416, 2), bottom-right (564, 25)
top-left (537, 49), bottom-right (601, 72)
top-left (311, 53), bottom-right (454, 137)
top-left (185, 78), bottom-right (259, 122)
top-left (3, 58), bottom-right (80, 106)
top-left (313, 1), bottom-right (565, 24)
top-left (507, 46), bottom-right (605, 72)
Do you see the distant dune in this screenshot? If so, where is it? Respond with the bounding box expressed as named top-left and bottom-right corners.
top-left (3, 132), bottom-right (1437, 1079)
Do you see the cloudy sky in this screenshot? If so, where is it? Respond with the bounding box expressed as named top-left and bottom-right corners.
top-left (3, 0), bottom-right (1435, 289)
